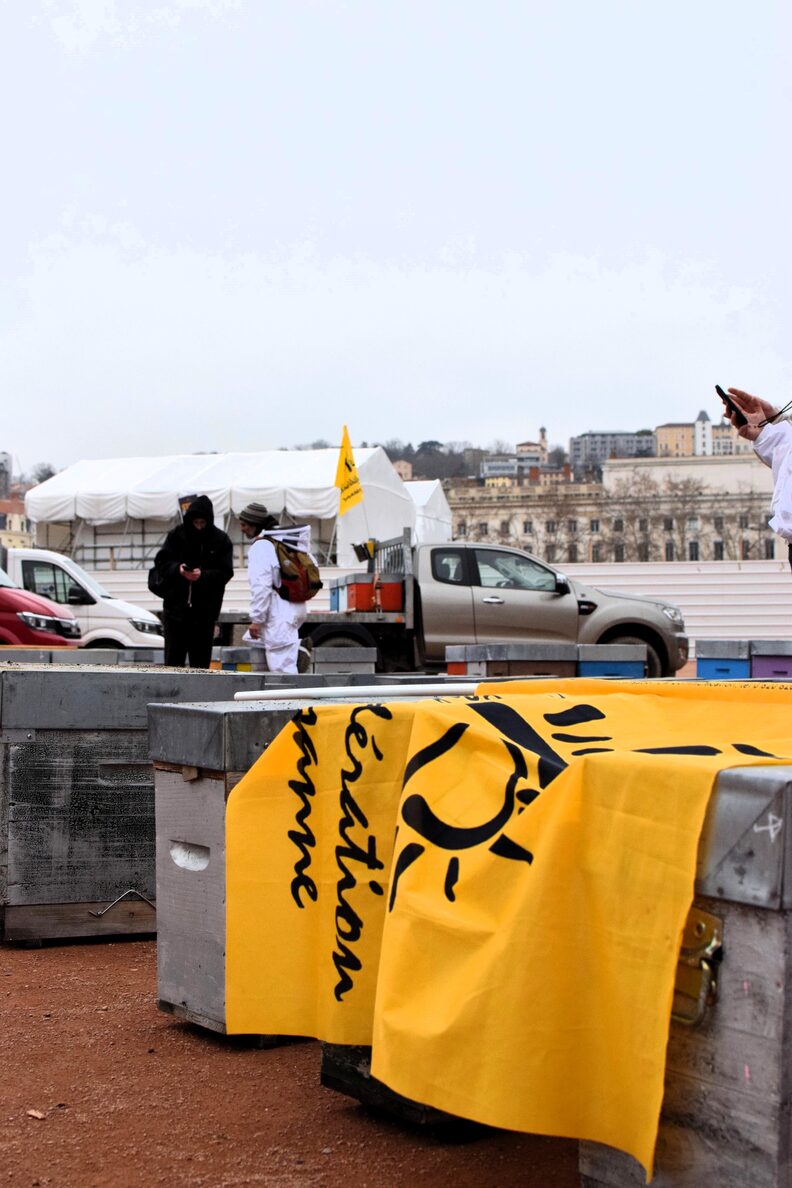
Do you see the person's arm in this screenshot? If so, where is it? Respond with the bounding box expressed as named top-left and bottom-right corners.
top-left (198, 531), bottom-right (234, 588)
top-left (247, 539), bottom-right (276, 637)
top-left (154, 531), bottom-right (189, 583)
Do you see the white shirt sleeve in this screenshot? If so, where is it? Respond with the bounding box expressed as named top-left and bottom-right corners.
top-left (247, 538), bottom-right (278, 624)
top-left (754, 421), bottom-right (792, 541)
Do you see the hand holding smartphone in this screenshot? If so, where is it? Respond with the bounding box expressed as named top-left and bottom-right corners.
top-left (715, 384), bottom-right (748, 428)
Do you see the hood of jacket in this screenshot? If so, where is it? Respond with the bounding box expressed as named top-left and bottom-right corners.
top-left (183, 494), bottom-right (215, 529)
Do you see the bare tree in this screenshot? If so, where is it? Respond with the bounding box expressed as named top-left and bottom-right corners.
top-left (29, 463), bottom-right (58, 484)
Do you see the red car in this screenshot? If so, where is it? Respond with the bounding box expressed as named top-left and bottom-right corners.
top-left (0, 567), bottom-right (81, 647)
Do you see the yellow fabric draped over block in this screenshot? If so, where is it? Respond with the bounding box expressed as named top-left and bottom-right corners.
top-left (226, 681), bottom-right (792, 1176)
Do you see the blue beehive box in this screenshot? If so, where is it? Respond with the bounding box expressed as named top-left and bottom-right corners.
top-left (696, 640), bottom-right (751, 679)
top-left (577, 644), bottom-right (646, 678)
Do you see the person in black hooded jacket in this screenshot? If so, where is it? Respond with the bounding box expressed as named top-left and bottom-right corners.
top-left (152, 495), bottom-right (233, 668)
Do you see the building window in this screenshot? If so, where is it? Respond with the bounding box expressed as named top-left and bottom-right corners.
top-left (568, 544), bottom-right (578, 563)
top-left (664, 518), bottom-right (673, 532)
top-left (522, 520), bottom-right (532, 534)
top-left (457, 521), bottom-right (467, 536)
top-left (713, 516), bottom-right (724, 532)
top-left (687, 517), bottom-right (699, 532)
top-left (478, 523), bottom-right (488, 536)
top-left (613, 518), bottom-right (624, 533)
top-left (713, 540), bottom-right (724, 560)
top-left (738, 514), bottom-right (749, 529)
top-left (665, 541), bottom-right (675, 561)
top-left (591, 543), bottom-right (601, 562)
top-left (765, 538), bottom-right (775, 560)
top-left (546, 543), bottom-right (556, 562)
top-left (638, 542), bottom-right (650, 562)
top-left (546, 520), bottom-right (557, 534)
top-left (567, 519), bottom-right (577, 533)
top-left (589, 518), bottom-right (600, 533)
top-left (638, 519), bottom-right (648, 533)
top-left (741, 539), bottom-right (750, 559)
top-left (500, 520), bottom-right (510, 534)
top-left (688, 541), bottom-right (699, 561)
top-left (614, 544), bottom-right (625, 562)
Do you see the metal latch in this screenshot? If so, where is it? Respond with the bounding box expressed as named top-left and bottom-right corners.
top-left (671, 907), bottom-right (723, 1027)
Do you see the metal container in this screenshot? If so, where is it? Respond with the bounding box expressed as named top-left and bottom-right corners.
top-left (446, 642), bottom-right (578, 677)
top-left (0, 665), bottom-right (280, 942)
top-left (149, 687), bottom-right (460, 1033)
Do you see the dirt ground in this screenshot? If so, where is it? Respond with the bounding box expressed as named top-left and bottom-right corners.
top-left (0, 939), bottom-right (580, 1188)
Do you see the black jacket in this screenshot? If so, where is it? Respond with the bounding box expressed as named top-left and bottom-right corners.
top-left (153, 495), bottom-right (233, 619)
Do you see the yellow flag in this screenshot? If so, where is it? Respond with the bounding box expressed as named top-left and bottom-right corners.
top-left (225, 682), bottom-right (792, 1174)
top-left (334, 425), bottom-right (363, 515)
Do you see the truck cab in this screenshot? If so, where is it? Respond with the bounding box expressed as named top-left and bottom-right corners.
top-left (416, 542), bottom-right (688, 676)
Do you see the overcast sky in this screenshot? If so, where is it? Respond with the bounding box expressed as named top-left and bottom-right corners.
top-left (2, 0), bottom-right (791, 473)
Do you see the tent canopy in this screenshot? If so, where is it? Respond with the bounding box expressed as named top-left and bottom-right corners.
top-left (25, 448), bottom-right (416, 565)
top-left (405, 479), bottom-right (453, 543)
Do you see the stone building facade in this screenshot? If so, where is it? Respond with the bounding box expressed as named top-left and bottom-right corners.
top-left (446, 453), bottom-right (777, 564)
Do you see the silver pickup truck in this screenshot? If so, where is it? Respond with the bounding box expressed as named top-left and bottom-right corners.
top-left (300, 536), bottom-right (689, 677)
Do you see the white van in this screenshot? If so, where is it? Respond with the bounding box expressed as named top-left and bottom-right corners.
top-left (1, 548), bottom-right (164, 649)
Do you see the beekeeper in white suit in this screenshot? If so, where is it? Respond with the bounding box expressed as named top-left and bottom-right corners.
top-left (238, 502), bottom-right (311, 674)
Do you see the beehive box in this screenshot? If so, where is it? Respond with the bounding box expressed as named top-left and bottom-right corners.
top-left (149, 682), bottom-right (469, 1034)
top-left (312, 646), bottom-right (377, 674)
top-left (0, 665), bottom-right (278, 943)
top-left (695, 640), bottom-right (752, 680)
top-left (750, 640), bottom-right (792, 681)
top-left (446, 642), bottom-right (578, 677)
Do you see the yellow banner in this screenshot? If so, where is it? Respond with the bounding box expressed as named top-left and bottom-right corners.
top-left (226, 682), bottom-right (792, 1174)
top-left (334, 425), bottom-right (363, 515)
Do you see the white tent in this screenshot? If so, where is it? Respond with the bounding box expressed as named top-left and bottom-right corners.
top-left (405, 480), bottom-right (453, 543)
top-left (25, 448), bottom-right (416, 566)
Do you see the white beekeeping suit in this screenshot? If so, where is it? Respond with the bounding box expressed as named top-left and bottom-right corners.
top-left (242, 524), bottom-right (313, 674)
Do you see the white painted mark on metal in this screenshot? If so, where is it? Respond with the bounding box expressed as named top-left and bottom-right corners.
top-left (753, 813), bottom-right (783, 842)
top-left (744, 1064), bottom-right (751, 1083)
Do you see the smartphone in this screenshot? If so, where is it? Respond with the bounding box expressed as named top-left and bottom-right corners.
top-left (715, 384), bottom-right (748, 428)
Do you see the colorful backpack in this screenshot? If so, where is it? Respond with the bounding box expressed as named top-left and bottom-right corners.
top-left (270, 539), bottom-right (323, 603)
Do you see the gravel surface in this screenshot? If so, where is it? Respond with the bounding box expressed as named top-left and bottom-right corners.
top-left (0, 939), bottom-right (580, 1187)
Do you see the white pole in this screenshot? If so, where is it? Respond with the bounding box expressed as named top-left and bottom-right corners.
top-left (233, 682), bottom-right (479, 702)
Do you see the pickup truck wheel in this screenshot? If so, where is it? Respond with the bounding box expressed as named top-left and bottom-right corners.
top-left (313, 635), bottom-right (365, 649)
top-left (604, 635), bottom-right (662, 678)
